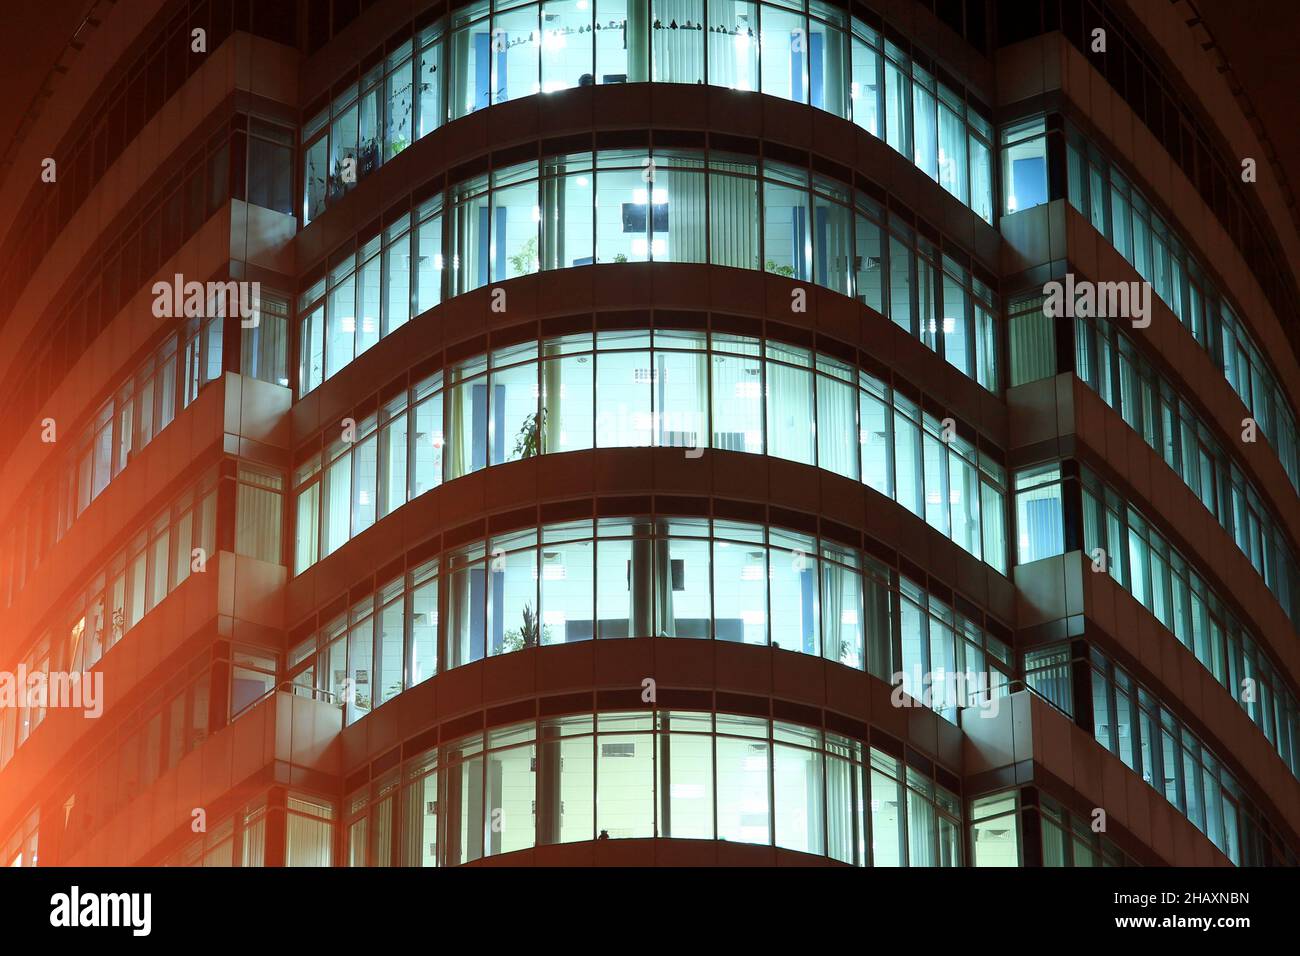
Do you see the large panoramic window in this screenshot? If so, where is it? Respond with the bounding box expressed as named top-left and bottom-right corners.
top-left (337, 709), bottom-right (960, 865)
top-left (300, 1), bottom-right (995, 227)
top-left (287, 514), bottom-right (1013, 734)
top-left (297, 147), bottom-right (1000, 399)
top-left (292, 331), bottom-right (1009, 574)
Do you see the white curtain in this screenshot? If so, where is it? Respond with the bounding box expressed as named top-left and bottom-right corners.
top-left (819, 26), bottom-right (847, 118)
top-left (822, 564), bottom-right (843, 664)
top-left (707, 10), bottom-right (757, 91)
top-left (241, 814), bottom-right (267, 866)
top-left (816, 373), bottom-right (857, 478)
top-left (235, 470), bottom-right (283, 563)
top-left (708, 172), bottom-right (759, 270)
top-left (766, 362), bottom-right (813, 463)
top-left (652, 0), bottom-right (705, 83)
top-left (286, 813), bottom-right (333, 867)
top-left (710, 352), bottom-right (760, 451)
top-left (664, 168), bottom-right (707, 263)
top-left (451, 191), bottom-right (486, 295)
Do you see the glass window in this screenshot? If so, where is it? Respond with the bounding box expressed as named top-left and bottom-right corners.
top-left (541, 347), bottom-right (594, 452)
top-left (717, 732), bottom-right (769, 844)
top-left (486, 737), bottom-right (536, 855)
top-left (541, 535), bottom-right (593, 644)
top-left (808, 7), bottom-right (849, 119)
top-left (491, 178), bottom-right (541, 283)
top-left (911, 71), bottom-right (938, 181)
top-left (969, 792), bottom-right (1018, 866)
top-left (883, 51), bottom-right (910, 157)
top-left (938, 92), bottom-right (968, 203)
top-left (770, 534), bottom-right (819, 657)
top-left (816, 361), bottom-right (858, 478)
top-left (762, 178), bottom-right (811, 281)
top-left (494, 4), bottom-right (541, 105)
top-left (596, 728), bottom-right (654, 838)
top-left (450, 7), bottom-right (492, 119)
top-left (658, 722), bottom-right (713, 839)
top-left (596, 0), bottom-right (646, 84)
top-left (711, 340), bottom-right (763, 453)
top-left (596, 347), bottom-right (653, 446)
top-left (596, 523), bottom-right (636, 638)
top-left (653, 345), bottom-right (707, 449)
top-left (713, 535), bottom-right (767, 645)
top-left (538, 721), bottom-right (594, 844)
top-left (870, 753), bottom-right (904, 865)
top-left (765, 344), bottom-right (814, 464)
top-left (709, 0), bottom-right (758, 93)
top-left (760, 6), bottom-right (806, 105)
top-left (1001, 118), bottom-right (1048, 214)
top-left (1014, 464), bottom-right (1064, 563)
top-left (596, 164), bottom-right (651, 263)
top-left (447, 544), bottom-right (487, 667)
top-left (541, 0), bottom-right (593, 92)
top-left (652, 0), bottom-right (704, 84)
top-left (775, 738), bottom-right (824, 854)
top-left (850, 22), bottom-right (881, 136)
top-left (490, 354), bottom-right (541, 465)
top-left (409, 572), bottom-right (438, 685)
top-left (822, 549), bottom-right (863, 669)
top-left (488, 536), bottom-right (539, 655)
top-left (417, 29), bottom-right (445, 137)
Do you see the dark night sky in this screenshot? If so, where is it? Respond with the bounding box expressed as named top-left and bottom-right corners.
top-left (0, 0), bottom-right (1297, 222)
top-left (1194, 0), bottom-right (1300, 227)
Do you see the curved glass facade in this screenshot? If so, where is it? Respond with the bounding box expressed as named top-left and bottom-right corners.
top-left (342, 710), bottom-right (960, 866)
top-left (297, 147), bottom-right (1000, 396)
top-left (301, 0), bottom-right (994, 227)
top-left (288, 515), bottom-right (1013, 724)
top-left (292, 331), bottom-right (1008, 574)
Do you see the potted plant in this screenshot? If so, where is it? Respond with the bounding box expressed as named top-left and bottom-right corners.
top-left (501, 601), bottom-right (550, 653)
top-left (512, 408), bottom-right (547, 460)
top-left (509, 235), bottom-right (539, 275)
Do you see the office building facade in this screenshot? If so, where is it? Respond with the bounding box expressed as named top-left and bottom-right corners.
top-left (0, 0), bottom-right (1297, 867)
